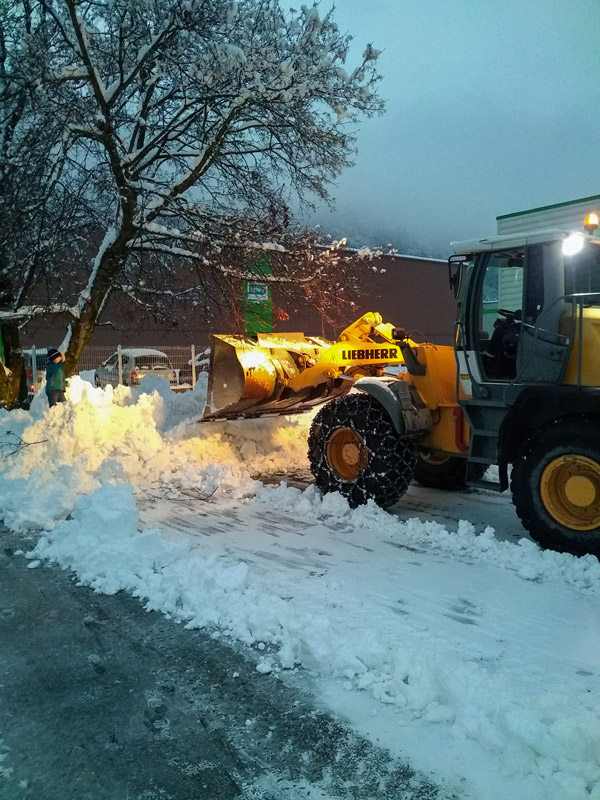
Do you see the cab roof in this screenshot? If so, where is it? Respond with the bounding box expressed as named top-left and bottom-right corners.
top-left (451, 228), bottom-right (570, 256)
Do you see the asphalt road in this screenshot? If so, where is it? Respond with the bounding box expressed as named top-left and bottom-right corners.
top-left (0, 527), bottom-right (457, 800)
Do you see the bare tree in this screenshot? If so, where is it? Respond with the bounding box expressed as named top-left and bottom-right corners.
top-left (0, 0), bottom-right (384, 386)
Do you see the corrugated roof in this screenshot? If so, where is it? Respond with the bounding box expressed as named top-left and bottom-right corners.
top-left (497, 194), bottom-right (600, 220)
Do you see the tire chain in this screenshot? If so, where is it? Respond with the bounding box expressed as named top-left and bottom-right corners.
top-left (308, 393), bottom-right (415, 508)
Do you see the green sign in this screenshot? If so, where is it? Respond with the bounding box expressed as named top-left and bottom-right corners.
top-left (243, 252), bottom-right (272, 336)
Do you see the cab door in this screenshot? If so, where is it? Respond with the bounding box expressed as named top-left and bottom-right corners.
top-left (516, 242), bottom-right (571, 385)
top-left (469, 248), bottom-right (525, 384)
top-left (466, 243), bottom-right (570, 388)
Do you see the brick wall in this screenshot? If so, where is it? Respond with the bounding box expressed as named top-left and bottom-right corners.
top-left (21, 251), bottom-right (456, 350)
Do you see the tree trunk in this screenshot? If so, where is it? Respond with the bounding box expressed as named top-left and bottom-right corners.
top-left (63, 227), bottom-right (134, 377)
top-left (0, 322), bottom-right (27, 409)
top-left (64, 311), bottom-right (95, 378)
top-left (0, 268), bottom-right (28, 408)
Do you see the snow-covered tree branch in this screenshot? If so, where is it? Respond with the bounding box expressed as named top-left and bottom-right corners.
top-left (0, 0), bottom-right (384, 396)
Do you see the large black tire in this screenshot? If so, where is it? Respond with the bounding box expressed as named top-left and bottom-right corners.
top-left (511, 418), bottom-right (600, 556)
top-left (413, 452), bottom-right (487, 490)
top-left (308, 393), bottom-right (415, 509)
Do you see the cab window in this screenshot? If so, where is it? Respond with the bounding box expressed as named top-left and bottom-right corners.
top-left (477, 249), bottom-right (524, 380)
top-left (565, 243), bottom-right (600, 304)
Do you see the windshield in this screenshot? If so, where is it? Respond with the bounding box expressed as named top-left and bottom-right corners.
top-left (565, 241), bottom-right (600, 303)
top-left (135, 355), bottom-right (171, 370)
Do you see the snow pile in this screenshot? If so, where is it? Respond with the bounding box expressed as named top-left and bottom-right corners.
top-left (0, 375), bottom-right (312, 531)
top-left (258, 481), bottom-right (600, 595)
top-left (3, 377), bottom-right (600, 799)
top-left (25, 479), bottom-right (600, 799)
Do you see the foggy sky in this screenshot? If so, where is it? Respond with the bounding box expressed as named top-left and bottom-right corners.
top-left (310, 0), bottom-right (600, 257)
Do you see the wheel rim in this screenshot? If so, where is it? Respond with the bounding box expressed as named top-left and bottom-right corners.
top-left (540, 455), bottom-right (600, 531)
top-left (326, 427), bottom-right (368, 481)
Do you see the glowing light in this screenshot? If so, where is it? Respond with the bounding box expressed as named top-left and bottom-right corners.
top-left (563, 233), bottom-right (585, 256)
top-left (584, 213), bottom-right (599, 234)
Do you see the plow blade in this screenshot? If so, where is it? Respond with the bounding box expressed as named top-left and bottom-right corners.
top-left (202, 332), bottom-right (351, 421)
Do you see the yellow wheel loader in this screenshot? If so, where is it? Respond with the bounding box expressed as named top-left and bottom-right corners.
top-left (203, 218), bottom-right (600, 557)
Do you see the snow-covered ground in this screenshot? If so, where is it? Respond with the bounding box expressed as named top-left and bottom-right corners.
top-left (1, 376), bottom-right (599, 800)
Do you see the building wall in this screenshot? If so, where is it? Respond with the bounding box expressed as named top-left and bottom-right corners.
top-left (344, 254), bottom-right (455, 345)
top-left (497, 195), bottom-right (600, 236)
top-left (21, 252), bottom-right (457, 351)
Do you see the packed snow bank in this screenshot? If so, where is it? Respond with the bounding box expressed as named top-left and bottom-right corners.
top-left (3, 376), bottom-right (600, 799)
top-left (26, 482), bottom-right (600, 800)
top-left (258, 481), bottom-right (600, 595)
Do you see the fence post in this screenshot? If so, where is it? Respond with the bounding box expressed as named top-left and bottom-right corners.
top-left (117, 344), bottom-right (123, 385)
top-left (191, 344), bottom-right (196, 388)
top-left (31, 344), bottom-right (37, 394)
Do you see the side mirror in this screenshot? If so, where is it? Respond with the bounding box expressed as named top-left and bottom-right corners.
top-left (448, 255), bottom-right (467, 298)
top-left (451, 270), bottom-right (461, 297)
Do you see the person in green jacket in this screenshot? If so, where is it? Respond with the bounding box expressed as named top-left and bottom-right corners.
top-left (45, 348), bottom-right (67, 407)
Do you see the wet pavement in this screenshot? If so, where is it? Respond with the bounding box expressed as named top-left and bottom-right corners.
top-left (0, 527), bottom-right (456, 800)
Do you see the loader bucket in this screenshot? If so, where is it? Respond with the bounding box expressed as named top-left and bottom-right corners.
top-left (202, 333), bottom-right (350, 421)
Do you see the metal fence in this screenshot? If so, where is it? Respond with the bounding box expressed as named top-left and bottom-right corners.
top-left (83, 344), bottom-right (212, 389)
top-left (27, 343), bottom-right (211, 393)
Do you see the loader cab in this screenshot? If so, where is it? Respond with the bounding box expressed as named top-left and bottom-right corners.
top-left (452, 233), bottom-right (582, 400)
top-left (449, 229), bottom-right (600, 470)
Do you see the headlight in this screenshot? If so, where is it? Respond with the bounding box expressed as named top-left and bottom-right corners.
top-left (563, 233), bottom-right (585, 256)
